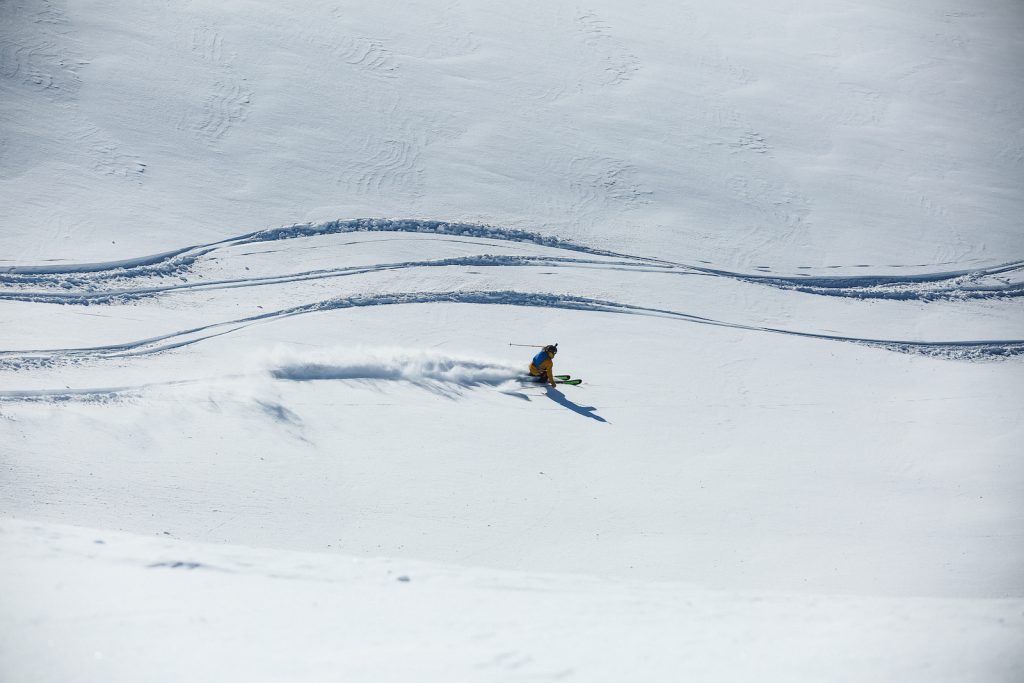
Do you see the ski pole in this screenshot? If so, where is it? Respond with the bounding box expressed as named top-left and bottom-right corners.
top-left (508, 343), bottom-right (546, 348)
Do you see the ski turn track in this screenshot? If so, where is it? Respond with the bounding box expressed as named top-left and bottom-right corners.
top-left (3, 218), bottom-right (1022, 303)
top-left (2, 219), bottom-right (1023, 378)
top-left (2, 290), bottom-right (1022, 373)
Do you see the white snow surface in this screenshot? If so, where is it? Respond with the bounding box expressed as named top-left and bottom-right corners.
top-left (2, 0), bottom-right (1023, 681)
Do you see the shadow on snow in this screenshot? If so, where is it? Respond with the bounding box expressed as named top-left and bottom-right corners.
top-left (543, 386), bottom-right (608, 423)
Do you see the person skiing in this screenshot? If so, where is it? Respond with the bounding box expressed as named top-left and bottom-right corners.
top-left (529, 344), bottom-right (558, 386)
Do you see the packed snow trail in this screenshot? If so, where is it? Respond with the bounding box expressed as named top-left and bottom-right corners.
top-left (0, 255), bottom-right (664, 305)
top-left (3, 219), bottom-right (1021, 302)
top-left (2, 290), bottom-right (1022, 369)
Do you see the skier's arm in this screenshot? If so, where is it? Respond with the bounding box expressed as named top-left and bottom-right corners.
top-left (546, 359), bottom-right (556, 386)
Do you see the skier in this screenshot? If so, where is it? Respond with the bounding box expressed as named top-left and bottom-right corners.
top-left (529, 344), bottom-right (558, 386)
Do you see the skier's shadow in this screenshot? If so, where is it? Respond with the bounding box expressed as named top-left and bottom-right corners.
top-left (544, 386), bottom-right (608, 423)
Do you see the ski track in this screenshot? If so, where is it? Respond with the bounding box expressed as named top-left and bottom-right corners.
top-left (2, 290), bottom-right (1022, 375)
top-left (0, 352), bottom-right (529, 403)
top-left (2, 219), bottom-right (1022, 371)
top-left (0, 255), bottom-right (659, 305)
top-left (2, 218), bottom-right (1022, 302)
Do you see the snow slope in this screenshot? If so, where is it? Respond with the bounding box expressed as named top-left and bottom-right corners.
top-left (3, 0), bottom-right (1022, 265)
top-left (2, 1), bottom-right (1023, 681)
top-left (4, 519), bottom-right (1022, 682)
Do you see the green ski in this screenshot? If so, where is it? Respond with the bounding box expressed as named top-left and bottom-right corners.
top-left (524, 374), bottom-right (582, 385)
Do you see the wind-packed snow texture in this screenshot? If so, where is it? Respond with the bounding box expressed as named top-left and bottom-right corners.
top-left (2, 1), bottom-right (1023, 681)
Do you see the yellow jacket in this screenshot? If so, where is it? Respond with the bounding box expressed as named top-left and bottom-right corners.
top-left (529, 350), bottom-right (555, 386)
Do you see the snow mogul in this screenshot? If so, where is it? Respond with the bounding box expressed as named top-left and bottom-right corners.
top-left (528, 344), bottom-right (558, 386)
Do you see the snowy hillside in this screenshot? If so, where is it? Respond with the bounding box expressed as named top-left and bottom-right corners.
top-left (2, 1), bottom-right (1023, 681)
